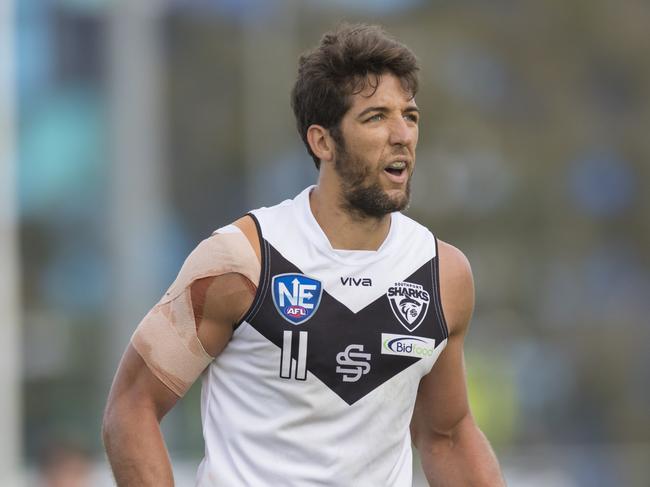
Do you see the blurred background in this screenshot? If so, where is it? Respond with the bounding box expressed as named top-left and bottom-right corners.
top-left (3, 0), bottom-right (650, 485)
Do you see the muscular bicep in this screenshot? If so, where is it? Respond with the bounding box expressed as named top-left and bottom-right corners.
top-left (193, 273), bottom-right (256, 357)
top-left (130, 221), bottom-right (260, 397)
top-left (105, 272), bottom-right (254, 429)
top-left (411, 241), bottom-right (475, 442)
top-left (411, 331), bottom-right (470, 440)
top-left (195, 216), bottom-right (261, 357)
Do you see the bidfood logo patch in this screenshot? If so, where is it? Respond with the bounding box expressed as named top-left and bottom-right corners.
top-left (381, 333), bottom-right (435, 358)
top-left (386, 281), bottom-right (430, 332)
top-left (272, 273), bottom-right (323, 325)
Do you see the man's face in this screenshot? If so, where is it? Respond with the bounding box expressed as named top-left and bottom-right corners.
top-left (333, 73), bottom-right (419, 218)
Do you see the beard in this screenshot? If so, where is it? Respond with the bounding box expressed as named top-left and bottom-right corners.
top-left (333, 140), bottom-right (411, 219)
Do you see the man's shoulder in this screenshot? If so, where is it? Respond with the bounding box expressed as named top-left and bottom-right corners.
top-left (395, 214), bottom-right (469, 271)
top-left (163, 218), bottom-right (261, 303)
top-left (394, 211), bottom-right (435, 242)
top-left (230, 215), bottom-right (261, 262)
top-left (437, 240), bottom-right (472, 278)
top-left (436, 239), bottom-right (474, 337)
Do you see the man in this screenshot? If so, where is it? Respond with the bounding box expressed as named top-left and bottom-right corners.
top-left (103, 23), bottom-right (505, 486)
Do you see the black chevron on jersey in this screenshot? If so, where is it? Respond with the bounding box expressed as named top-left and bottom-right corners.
top-left (246, 243), bottom-right (448, 405)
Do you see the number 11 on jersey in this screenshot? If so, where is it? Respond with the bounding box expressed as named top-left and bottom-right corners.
top-left (280, 330), bottom-right (308, 380)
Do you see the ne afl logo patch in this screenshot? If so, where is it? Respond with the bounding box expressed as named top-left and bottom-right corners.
top-left (386, 281), bottom-right (430, 332)
top-left (272, 273), bottom-right (323, 325)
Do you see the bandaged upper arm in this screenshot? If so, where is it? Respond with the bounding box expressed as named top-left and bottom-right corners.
top-left (131, 226), bottom-right (260, 397)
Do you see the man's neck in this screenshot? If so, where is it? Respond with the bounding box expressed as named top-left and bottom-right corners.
top-left (309, 185), bottom-right (392, 251)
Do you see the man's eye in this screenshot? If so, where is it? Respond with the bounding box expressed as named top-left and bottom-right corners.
top-left (405, 114), bottom-right (419, 123)
top-left (367, 114), bottom-right (383, 122)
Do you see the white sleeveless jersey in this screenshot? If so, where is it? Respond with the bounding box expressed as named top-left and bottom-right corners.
top-left (196, 186), bottom-right (448, 487)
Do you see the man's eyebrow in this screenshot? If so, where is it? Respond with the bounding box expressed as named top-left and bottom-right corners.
top-left (356, 106), bottom-right (389, 119)
top-left (356, 105), bottom-right (420, 119)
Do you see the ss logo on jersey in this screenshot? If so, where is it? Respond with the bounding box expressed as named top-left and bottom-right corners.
top-left (336, 344), bottom-right (371, 382)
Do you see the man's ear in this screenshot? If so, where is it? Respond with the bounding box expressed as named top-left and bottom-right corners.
top-left (306, 125), bottom-right (335, 164)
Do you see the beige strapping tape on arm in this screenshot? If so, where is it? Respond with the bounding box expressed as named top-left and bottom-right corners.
top-left (131, 229), bottom-right (260, 397)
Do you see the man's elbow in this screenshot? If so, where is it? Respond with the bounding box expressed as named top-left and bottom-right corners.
top-left (413, 428), bottom-right (454, 456)
top-left (101, 394), bottom-right (137, 451)
top-left (412, 413), bottom-right (473, 454)
top-left (102, 399), bottom-right (121, 452)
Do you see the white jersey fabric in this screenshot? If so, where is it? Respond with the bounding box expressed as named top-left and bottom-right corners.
top-left (196, 186), bottom-right (448, 486)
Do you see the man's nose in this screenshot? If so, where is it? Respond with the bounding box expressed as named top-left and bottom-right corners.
top-left (388, 117), bottom-right (416, 147)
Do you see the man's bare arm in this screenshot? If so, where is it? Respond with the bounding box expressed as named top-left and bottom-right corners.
top-left (102, 272), bottom-right (253, 486)
top-left (411, 241), bottom-right (505, 486)
top-left (102, 218), bottom-right (260, 486)
top-left (103, 345), bottom-right (179, 486)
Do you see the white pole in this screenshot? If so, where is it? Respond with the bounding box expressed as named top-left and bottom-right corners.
top-left (0, 0), bottom-right (23, 484)
top-left (106, 0), bottom-right (167, 369)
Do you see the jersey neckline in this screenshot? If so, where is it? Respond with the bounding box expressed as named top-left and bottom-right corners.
top-left (294, 185), bottom-right (400, 266)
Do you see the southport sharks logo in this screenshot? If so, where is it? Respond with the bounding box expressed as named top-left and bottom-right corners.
top-left (386, 281), bottom-right (430, 332)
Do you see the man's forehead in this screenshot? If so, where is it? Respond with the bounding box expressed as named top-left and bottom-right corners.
top-left (348, 74), bottom-right (417, 111)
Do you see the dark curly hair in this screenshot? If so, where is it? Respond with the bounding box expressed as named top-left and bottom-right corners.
top-left (291, 23), bottom-right (420, 169)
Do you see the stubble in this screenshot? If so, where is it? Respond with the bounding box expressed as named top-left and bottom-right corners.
top-left (333, 139), bottom-right (411, 219)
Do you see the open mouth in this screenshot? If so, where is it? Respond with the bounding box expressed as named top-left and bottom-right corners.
top-left (385, 167), bottom-right (405, 176)
top-left (384, 161), bottom-right (408, 181)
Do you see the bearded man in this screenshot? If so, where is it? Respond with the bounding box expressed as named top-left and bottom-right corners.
top-left (103, 23), bottom-right (505, 487)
